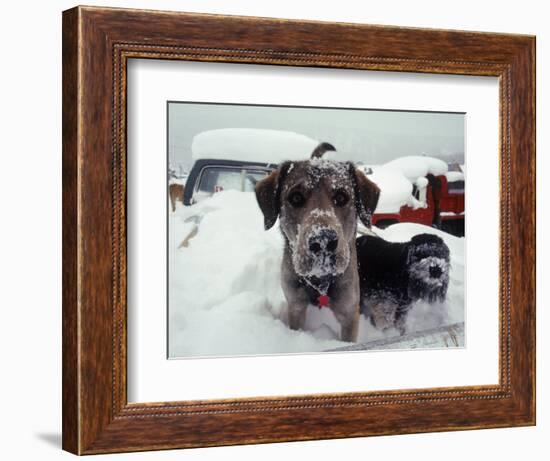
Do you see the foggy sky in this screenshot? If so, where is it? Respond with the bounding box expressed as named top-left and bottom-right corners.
top-left (168, 102), bottom-right (464, 170)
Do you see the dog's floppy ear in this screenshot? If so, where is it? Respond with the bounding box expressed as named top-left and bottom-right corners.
top-left (349, 163), bottom-right (380, 228)
top-left (255, 162), bottom-right (291, 230)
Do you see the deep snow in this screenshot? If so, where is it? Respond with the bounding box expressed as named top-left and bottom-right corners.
top-left (168, 190), bottom-right (464, 358)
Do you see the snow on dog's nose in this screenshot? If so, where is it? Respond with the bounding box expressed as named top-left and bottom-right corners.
top-left (409, 256), bottom-right (449, 286)
top-left (308, 227), bottom-right (339, 255)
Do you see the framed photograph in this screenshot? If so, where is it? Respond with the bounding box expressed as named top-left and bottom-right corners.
top-left (62, 6), bottom-right (535, 455)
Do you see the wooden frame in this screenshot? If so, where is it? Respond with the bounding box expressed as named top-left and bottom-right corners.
top-left (62, 5), bottom-right (535, 455)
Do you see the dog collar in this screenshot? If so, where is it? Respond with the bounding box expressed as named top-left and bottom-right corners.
top-left (302, 276), bottom-right (333, 309)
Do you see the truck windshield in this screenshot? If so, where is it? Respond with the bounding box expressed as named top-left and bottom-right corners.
top-left (197, 167), bottom-right (268, 193)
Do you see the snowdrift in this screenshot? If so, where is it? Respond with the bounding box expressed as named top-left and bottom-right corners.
top-left (168, 190), bottom-right (464, 358)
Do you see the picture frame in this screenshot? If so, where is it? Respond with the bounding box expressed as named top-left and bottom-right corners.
top-left (62, 5), bottom-right (535, 455)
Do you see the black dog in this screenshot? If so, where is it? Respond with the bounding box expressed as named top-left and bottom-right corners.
top-left (356, 233), bottom-right (450, 335)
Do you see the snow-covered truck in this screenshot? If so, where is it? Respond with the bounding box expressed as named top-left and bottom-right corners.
top-left (364, 158), bottom-right (465, 236)
top-left (182, 129), bottom-right (465, 236)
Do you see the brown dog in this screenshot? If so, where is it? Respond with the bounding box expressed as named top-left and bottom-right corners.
top-left (255, 146), bottom-right (379, 342)
top-left (169, 183), bottom-right (185, 212)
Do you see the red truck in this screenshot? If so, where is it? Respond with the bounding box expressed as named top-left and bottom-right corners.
top-left (372, 173), bottom-right (465, 236)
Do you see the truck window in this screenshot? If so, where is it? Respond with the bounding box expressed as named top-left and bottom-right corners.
top-left (197, 167), bottom-right (267, 194)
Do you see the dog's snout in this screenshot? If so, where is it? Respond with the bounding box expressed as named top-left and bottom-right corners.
top-left (308, 228), bottom-right (338, 254)
top-left (309, 240), bottom-right (322, 253)
top-left (429, 265), bottom-right (442, 278)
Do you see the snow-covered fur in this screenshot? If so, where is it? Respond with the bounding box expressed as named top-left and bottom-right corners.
top-left (255, 144), bottom-right (380, 342)
top-left (356, 233), bottom-right (450, 335)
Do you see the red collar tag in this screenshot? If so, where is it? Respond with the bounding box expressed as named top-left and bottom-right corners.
top-left (317, 294), bottom-right (330, 308)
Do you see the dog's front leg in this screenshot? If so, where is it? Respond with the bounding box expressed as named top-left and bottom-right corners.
top-left (335, 307), bottom-right (360, 342)
top-left (331, 266), bottom-right (361, 342)
top-left (282, 264), bottom-right (310, 331)
top-left (394, 309), bottom-right (409, 336)
top-left (287, 301), bottom-right (308, 332)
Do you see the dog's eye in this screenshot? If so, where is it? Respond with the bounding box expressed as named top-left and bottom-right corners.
top-left (333, 190), bottom-right (349, 207)
top-left (288, 191), bottom-right (305, 208)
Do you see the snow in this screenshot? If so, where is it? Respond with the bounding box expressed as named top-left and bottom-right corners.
top-left (359, 156), bottom-right (451, 214)
top-left (415, 177), bottom-right (429, 188)
top-left (191, 128), bottom-right (319, 164)
top-left (445, 171), bottom-right (465, 182)
top-left (169, 190), bottom-right (464, 358)
top-left (362, 165), bottom-right (413, 214)
top-left (384, 155), bottom-right (448, 181)
top-left (169, 176), bottom-right (187, 186)
top-left (361, 165), bottom-right (429, 213)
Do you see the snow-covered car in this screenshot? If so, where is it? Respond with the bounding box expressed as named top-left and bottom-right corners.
top-left (183, 128), bottom-right (319, 205)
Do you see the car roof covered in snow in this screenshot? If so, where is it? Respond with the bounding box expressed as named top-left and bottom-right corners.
top-left (191, 128), bottom-right (319, 164)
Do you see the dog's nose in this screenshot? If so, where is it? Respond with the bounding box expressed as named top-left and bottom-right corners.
top-left (429, 265), bottom-right (442, 278)
top-left (308, 228), bottom-right (338, 254)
